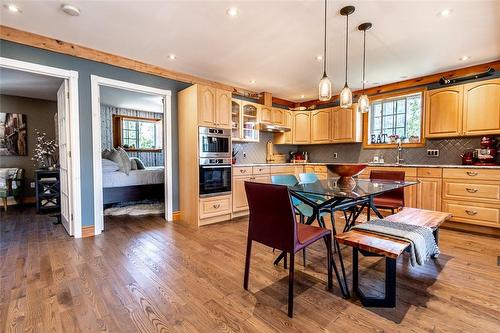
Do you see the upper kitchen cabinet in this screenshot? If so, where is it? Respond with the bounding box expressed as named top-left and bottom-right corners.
top-left (331, 104), bottom-right (362, 143)
top-left (273, 110), bottom-right (293, 144)
top-left (311, 108), bottom-right (332, 144)
top-left (425, 86), bottom-right (463, 138)
top-left (463, 78), bottom-right (500, 136)
top-left (272, 108), bottom-right (284, 125)
top-left (293, 111), bottom-right (311, 144)
top-left (197, 85), bottom-right (232, 129)
top-left (231, 99), bottom-right (242, 140)
top-left (232, 99), bottom-right (259, 142)
top-left (260, 106), bottom-right (273, 124)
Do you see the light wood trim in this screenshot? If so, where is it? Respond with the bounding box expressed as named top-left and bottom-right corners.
top-left (172, 211), bottom-right (181, 221)
top-left (82, 225), bottom-right (95, 238)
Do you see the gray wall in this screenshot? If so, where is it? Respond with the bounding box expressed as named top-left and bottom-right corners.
top-left (0, 40), bottom-right (190, 226)
top-left (0, 94), bottom-right (57, 196)
top-left (100, 104), bottom-right (164, 167)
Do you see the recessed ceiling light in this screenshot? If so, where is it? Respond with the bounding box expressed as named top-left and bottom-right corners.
top-left (300, 94), bottom-right (305, 99)
top-left (439, 9), bottom-right (452, 17)
top-left (459, 56), bottom-right (470, 61)
top-left (226, 7), bottom-right (239, 17)
top-left (4, 4), bottom-right (21, 13)
top-left (315, 55), bottom-right (323, 61)
top-left (61, 4), bottom-right (81, 16)
top-left (249, 79), bottom-right (256, 84)
top-left (168, 54), bottom-right (176, 60)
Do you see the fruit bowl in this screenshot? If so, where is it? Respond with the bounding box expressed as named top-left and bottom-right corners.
top-left (326, 163), bottom-right (367, 188)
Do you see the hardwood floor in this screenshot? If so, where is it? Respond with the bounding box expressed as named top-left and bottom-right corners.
top-left (1, 207), bottom-right (500, 332)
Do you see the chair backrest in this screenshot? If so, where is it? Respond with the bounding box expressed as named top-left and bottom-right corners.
top-left (244, 181), bottom-right (297, 252)
top-left (299, 173), bottom-right (318, 184)
top-left (370, 170), bottom-right (405, 205)
top-left (271, 174), bottom-right (301, 206)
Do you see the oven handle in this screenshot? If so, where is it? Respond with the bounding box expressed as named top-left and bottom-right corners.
top-left (201, 165), bottom-right (232, 169)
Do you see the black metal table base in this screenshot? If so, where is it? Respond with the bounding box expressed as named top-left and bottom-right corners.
top-left (352, 248), bottom-right (397, 308)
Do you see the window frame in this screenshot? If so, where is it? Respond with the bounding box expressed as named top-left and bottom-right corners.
top-left (362, 88), bottom-right (426, 149)
top-left (112, 115), bottom-right (163, 152)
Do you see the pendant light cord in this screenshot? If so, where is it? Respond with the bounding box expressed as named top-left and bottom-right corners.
top-left (362, 29), bottom-right (366, 92)
top-left (344, 12), bottom-right (349, 84)
top-left (323, 0), bottom-right (327, 76)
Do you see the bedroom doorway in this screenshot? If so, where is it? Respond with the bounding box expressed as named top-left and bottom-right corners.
top-left (0, 57), bottom-right (82, 237)
top-left (90, 76), bottom-right (173, 235)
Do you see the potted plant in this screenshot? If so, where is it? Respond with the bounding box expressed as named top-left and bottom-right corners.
top-left (32, 130), bottom-right (58, 170)
top-left (388, 134), bottom-right (400, 144)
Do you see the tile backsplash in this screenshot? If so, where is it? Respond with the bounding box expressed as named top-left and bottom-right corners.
top-left (232, 132), bottom-right (297, 164)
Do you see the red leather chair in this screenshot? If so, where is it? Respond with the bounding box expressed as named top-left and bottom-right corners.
top-left (243, 181), bottom-right (333, 318)
top-left (370, 170), bottom-right (405, 214)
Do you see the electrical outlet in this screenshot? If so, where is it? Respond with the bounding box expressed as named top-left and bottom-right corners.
top-left (333, 153), bottom-right (338, 159)
top-left (427, 149), bottom-right (440, 157)
top-left (242, 152), bottom-right (247, 159)
top-left (30, 182), bottom-right (36, 188)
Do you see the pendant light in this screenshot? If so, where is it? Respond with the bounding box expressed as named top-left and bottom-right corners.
top-left (358, 22), bottom-right (372, 113)
top-left (318, 0), bottom-right (332, 101)
top-left (339, 6), bottom-right (355, 108)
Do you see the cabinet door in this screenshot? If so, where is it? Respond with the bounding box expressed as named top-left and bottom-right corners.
top-left (216, 89), bottom-right (232, 129)
top-left (311, 109), bottom-right (332, 144)
top-left (242, 102), bottom-right (259, 141)
top-left (417, 178), bottom-right (442, 211)
top-left (232, 176), bottom-right (251, 212)
top-left (463, 78), bottom-right (500, 136)
top-left (231, 99), bottom-right (241, 139)
top-left (260, 107), bottom-right (273, 124)
top-left (198, 85), bottom-right (216, 126)
top-left (404, 177), bottom-right (418, 208)
top-left (272, 108), bottom-right (284, 125)
top-left (331, 105), bottom-right (361, 142)
top-left (293, 111), bottom-right (311, 144)
top-left (425, 86), bottom-right (463, 137)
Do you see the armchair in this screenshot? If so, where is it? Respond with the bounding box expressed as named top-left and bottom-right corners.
top-left (0, 168), bottom-right (24, 211)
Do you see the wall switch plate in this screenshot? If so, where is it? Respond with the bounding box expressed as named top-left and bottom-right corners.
top-left (427, 149), bottom-right (440, 157)
top-left (333, 153), bottom-right (338, 159)
top-left (30, 182), bottom-right (36, 188)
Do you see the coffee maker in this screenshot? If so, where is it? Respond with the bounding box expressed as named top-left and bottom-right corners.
top-left (474, 136), bottom-right (497, 165)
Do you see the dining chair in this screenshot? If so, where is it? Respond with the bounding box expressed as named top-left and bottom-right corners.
top-left (369, 170), bottom-right (406, 214)
top-left (243, 181), bottom-right (333, 318)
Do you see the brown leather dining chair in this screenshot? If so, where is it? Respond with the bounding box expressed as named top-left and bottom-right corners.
top-left (370, 170), bottom-right (406, 214)
top-left (243, 181), bottom-right (333, 318)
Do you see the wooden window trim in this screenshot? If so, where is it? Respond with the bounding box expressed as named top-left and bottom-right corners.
top-left (362, 88), bottom-right (426, 149)
top-left (112, 114), bottom-right (163, 152)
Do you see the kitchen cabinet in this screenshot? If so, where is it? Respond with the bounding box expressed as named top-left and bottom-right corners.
top-left (331, 104), bottom-right (362, 143)
top-left (274, 110), bottom-right (293, 144)
top-left (260, 106), bottom-right (273, 124)
top-left (232, 167), bottom-right (270, 214)
top-left (293, 111), bottom-right (311, 144)
top-left (425, 86), bottom-right (463, 138)
top-left (416, 178), bottom-right (442, 211)
top-left (463, 78), bottom-right (500, 136)
top-left (216, 89), bottom-right (232, 128)
top-left (311, 109), bottom-right (332, 144)
top-left (197, 85), bottom-right (232, 129)
top-left (272, 108), bottom-right (284, 125)
top-left (232, 99), bottom-right (259, 142)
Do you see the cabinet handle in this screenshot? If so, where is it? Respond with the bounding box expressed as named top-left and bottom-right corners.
top-left (259, 168), bottom-right (264, 171)
top-left (213, 204), bottom-right (220, 209)
top-left (465, 209), bottom-right (477, 216)
top-left (240, 169), bottom-right (247, 173)
top-left (465, 188), bottom-right (478, 193)
top-left (466, 171), bottom-right (478, 176)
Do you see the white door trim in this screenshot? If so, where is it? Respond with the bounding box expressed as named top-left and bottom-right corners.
top-left (0, 57), bottom-right (82, 238)
top-left (90, 75), bottom-right (173, 235)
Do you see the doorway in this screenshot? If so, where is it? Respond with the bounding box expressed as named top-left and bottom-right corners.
top-left (90, 76), bottom-right (173, 235)
top-left (0, 57), bottom-right (82, 237)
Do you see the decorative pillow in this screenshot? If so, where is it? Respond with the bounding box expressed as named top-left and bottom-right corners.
top-left (117, 147), bottom-right (131, 175)
top-left (102, 158), bottom-right (119, 173)
top-left (130, 158), bottom-right (138, 170)
top-left (102, 149), bottom-right (113, 160)
top-left (131, 157), bottom-right (146, 170)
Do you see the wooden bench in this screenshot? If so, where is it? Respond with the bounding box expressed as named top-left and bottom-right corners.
top-left (336, 208), bottom-right (452, 307)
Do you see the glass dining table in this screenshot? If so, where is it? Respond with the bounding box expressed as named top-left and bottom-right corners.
top-left (281, 177), bottom-right (418, 298)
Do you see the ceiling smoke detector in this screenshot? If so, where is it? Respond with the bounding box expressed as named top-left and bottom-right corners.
top-left (61, 4), bottom-right (81, 16)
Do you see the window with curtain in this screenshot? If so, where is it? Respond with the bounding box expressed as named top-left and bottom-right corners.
top-left (113, 115), bottom-right (162, 151)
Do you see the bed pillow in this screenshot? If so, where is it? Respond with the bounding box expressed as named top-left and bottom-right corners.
top-left (102, 158), bottom-right (120, 173)
top-left (117, 147), bottom-right (131, 175)
top-left (130, 157), bottom-right (146, 170)
top-left (130, 158), bottom-right (138, 170)
top-left (102, 149), bottom-right (113, 160)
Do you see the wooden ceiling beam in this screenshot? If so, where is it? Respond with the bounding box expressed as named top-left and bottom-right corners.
top-left (299, 60), bottom-right (500, 108)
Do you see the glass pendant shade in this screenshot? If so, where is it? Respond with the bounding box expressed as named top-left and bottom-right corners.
top-left (358, 94), bottom-right (370, 113)
top-left (318, 74), bottom-right (332, 101)
top-left (340, 84), bottom-right (353, 108)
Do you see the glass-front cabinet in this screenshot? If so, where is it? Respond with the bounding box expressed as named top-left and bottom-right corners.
top-left (231, 99), bottom-right (260, 142)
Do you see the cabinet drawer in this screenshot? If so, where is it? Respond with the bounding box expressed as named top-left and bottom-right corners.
top-left (233, 166), bottom-right (252, 177)
top-left (199, 195), bottom-right (231, 219)
top-left (442, 200), bottom-right (499, 227)
top-left (443, 180), bottom-right (500, 203)
top-left (270, 165), bottom-right (296, 174)
top-left (443, 168), bottom-right (500, 181)
top-left (304, 166), bottom-right (315, 173)
top-left (359, 167), bottom-right (417, 179)
top-left (252, 166), bottom-right (270, 175)
top-left (417, 168), bottom-right (442, 178)
top-left (314, 165), bottom-right (327, 173)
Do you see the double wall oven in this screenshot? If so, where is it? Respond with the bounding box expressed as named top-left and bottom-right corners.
top-left (199, 127), bottom-right (232, 197)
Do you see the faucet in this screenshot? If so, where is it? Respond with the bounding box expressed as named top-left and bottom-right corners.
top-left (396, 139), bottom-right (404, 164)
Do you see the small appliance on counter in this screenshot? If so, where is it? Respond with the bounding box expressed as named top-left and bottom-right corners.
top-left (289, 151), bottom-right (309, 163)
top-left (461, 150), bottom-right (475, 165)
top-left (474, 136), bottom-right (498, 166)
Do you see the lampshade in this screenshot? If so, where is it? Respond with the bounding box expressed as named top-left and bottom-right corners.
top-left (318, 74), bottom-right (332, 101)
top-left (340, 84), bottom-right (353, 108)
top-left (358, 94), bottom-right (370, 113)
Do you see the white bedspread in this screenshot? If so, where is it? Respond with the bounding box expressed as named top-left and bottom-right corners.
top-left (102, 167), bottom-right (164, 188)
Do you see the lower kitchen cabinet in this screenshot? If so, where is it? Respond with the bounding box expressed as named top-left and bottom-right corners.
top-left (416, 177), bottom-right (442, 211)
top-left (233, 173), bottom-right (270, 213)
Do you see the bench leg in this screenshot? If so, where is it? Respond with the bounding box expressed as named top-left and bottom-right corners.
top-left (352, 249), bottom-right (397, 308)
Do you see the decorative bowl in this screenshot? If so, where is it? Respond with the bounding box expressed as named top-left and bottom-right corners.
top-left (326, 163), bottom-right (368, 178)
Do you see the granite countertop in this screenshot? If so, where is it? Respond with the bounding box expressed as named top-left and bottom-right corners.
top-left (233, 162), bottom-right (500, 169)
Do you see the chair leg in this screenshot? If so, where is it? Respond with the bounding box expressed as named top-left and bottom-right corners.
top-left (2, 197), bottom-right (7, 212)
top-left (288, 252), bottom-right (295, 318)
top-left (300, 214), bottom-right (307, 266)
top-left (284, 252), bottom-right (288, 269)
top-left (326, 235), bottom-right (333, 290)
top-left (243, 239), bottom-right (252, 290)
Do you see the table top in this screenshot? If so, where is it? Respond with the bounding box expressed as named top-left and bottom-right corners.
top-left (289, 179), bottom-right (417, 200)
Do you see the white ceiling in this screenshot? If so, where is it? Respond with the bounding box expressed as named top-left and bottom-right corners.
top-left (0, 67), bottom-right (63, 100)
top-left (1, 1), bottom-right (499, 102)
top-left (100, 86), bottom-right (164, 113)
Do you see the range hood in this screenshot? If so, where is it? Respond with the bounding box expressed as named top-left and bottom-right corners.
top-left (259, 123), bottom-right (291, 133)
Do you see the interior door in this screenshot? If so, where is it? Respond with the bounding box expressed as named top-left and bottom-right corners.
top-left (57, 80), bottom-right (73, 235)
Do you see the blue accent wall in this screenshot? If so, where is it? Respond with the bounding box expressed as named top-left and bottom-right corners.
top-left (0, 40), bottom-right (190, 226)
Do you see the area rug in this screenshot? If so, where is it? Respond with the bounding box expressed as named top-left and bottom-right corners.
top-left (104, 200), bottom-right (164, 216)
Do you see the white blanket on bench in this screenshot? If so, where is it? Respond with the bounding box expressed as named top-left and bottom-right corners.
top-left (352, 219), bottom-right (440, 266)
